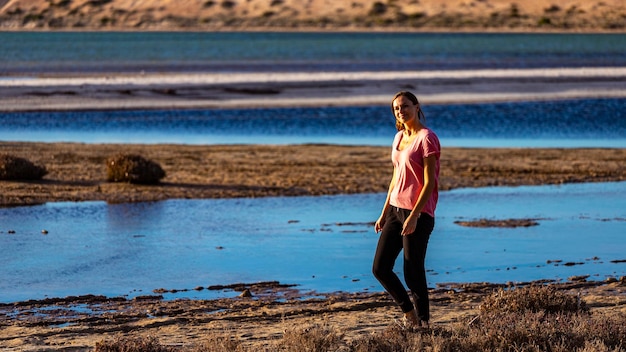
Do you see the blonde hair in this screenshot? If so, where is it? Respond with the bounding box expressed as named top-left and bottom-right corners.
top-left (391, 91), bottom-right (426, 131)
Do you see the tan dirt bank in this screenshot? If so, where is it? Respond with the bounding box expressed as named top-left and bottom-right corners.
top-left (1, 142), bottom-right (625, 207)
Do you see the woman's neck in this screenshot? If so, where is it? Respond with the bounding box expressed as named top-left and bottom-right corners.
top-left (403, 121), bottom-right (423, 136)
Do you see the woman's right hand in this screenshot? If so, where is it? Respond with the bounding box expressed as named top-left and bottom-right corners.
top-left (375, 216), bottom-right (385, 233)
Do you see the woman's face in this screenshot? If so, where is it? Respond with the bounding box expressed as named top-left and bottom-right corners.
top-left (392, 96), bottom-right (418, 126)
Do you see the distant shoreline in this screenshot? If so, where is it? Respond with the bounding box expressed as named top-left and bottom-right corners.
top-left (2, 0), bottom-right (624, 33)
top-left (1, 27), bottom-right (624, 33)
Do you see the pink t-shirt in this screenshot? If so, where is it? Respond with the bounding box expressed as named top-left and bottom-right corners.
top-left (389, 128), bottom-right (441, 216)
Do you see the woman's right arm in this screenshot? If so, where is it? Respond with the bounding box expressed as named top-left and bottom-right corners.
top-left (375, 168), bottom-right (396, 233)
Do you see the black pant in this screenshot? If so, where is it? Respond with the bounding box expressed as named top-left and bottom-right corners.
top-left (372, 206), bottom-right (434, 322)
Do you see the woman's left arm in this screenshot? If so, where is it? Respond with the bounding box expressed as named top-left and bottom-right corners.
top-left (401, 154), bottom-right (437, 236)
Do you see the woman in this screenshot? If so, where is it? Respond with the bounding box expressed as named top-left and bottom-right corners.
top-left (373, 91), bottom-right (440, 329)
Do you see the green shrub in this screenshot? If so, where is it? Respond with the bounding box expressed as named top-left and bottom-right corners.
top-left (538, 17), bottom-right (552, 26)
top-left (0, 154), bottom-right (47, 180)
top-left (106, 153), bottom-right (165, 184)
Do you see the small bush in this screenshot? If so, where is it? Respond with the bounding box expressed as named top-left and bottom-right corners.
top-left (538, 16), bottom-right (552, 26)
top-left (368, 2), bottom-right (387, 16)
top-left (480, 285), bottom-right (586, 315)
top-left (106, 153), bottom-right (165, 184)
top-left (221, 0), bottom-right (236, 10)
top-left (0, 154), bottom-right (47, 180)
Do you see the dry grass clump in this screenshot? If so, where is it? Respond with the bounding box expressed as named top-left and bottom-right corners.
top-left (95, 335), bottom-right (176, 352)
top-left (456, 285), bottom-right (623, 352)
top-left (0, 154), bottom-right (47, 180)
top-left (479, 284), bottom-right (586, 315)
top-left (106, 153), bottom-right (165, 184)
top-left (274, 324), bottom-right (344, 351)
top-left (95, 286), bottom-right (626, 352)
top-left (192, 335), bottom-right (245, 352)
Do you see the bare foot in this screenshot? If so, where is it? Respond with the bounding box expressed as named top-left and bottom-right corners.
top-left (404, 309), bottom-right (420, 327)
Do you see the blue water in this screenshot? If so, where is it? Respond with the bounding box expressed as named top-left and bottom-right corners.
top-left (1, 98), bottom-right (625, 147)
top-left (2, 32), bottom-right (625, 147)
top-left (1, 32), bottom-right (625, 74)
top-left (1, 182), bottom-right (624, 303)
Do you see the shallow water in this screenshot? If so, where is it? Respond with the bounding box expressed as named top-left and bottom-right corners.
top-left (1, 99), bottom-right (625, 148)
top-left (1, 182), bottom-right (624, 303)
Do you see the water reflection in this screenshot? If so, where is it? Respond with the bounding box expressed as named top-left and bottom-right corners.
top-left (1, 182), bottom-right (624, 303)
top-left (106, 201), bottom-right (167, 232)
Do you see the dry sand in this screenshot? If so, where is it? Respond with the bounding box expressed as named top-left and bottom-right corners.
top-left (0, 0), bottom-right (624, 31)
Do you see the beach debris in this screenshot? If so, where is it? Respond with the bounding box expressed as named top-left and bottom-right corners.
top-left (568, 275), bottom-right (589, 282)
top-left (106, 153), bottom-right (165, 184)
top-left (0, 154), bottom-right (47, 180)
top-left (454, 218), bottom-right (541, 228)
